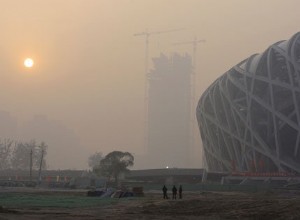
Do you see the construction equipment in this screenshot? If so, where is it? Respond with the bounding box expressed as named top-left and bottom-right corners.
top-left (134, 28), bottom-right (185, 152)
top-left (134, 28), bottom-right (185, 74)
top-left (173, 37), bottom-right (206, 166)
top-left (173, 37), bottom-right (205, 72)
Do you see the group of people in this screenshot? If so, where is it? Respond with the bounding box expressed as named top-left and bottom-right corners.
top-left (162, 185), bottom-right (182, 199)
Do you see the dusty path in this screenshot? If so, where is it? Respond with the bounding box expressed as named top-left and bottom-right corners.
top-left (1, 190), bottom-right (300, 219)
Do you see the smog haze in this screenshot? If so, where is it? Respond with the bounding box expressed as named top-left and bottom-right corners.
top-left (0, 0), bottom-right (299, 169)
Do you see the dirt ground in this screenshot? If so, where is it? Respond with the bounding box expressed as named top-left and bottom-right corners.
top-left (1, 189), bottom-right (300, 220)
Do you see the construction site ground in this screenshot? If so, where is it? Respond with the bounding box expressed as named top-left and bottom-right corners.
top-left (1, 188), bottom-right (300, 219)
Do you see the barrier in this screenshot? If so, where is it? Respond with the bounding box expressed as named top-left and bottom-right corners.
top-left (231, 172), bottom-right (296, 177)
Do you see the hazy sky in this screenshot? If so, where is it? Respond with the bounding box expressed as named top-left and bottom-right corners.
top-left (0, 0), bottom-right (299, 169)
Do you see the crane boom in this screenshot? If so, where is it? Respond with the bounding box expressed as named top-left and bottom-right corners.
top-left (134, 28), bottom-right (185, 37)
top-left (173, 37), bottom-right (206, 165)
top-left (173, 39), bottom-right (205, 45)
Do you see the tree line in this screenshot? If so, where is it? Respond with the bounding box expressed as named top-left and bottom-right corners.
top-left (0, 139), bottom-right (47, 170)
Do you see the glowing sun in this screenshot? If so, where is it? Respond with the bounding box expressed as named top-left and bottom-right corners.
top-left (24, 58), bottom-right (34, 68)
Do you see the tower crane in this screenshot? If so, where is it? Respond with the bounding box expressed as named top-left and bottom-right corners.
top-left (134, 28), bottom-right (185, 75)
top-left (173, 37), bottom-right (205, 72)
top-left (134, 28), bottom-right (185, 152)
top-left (173, 37), bottom-right (206, 165)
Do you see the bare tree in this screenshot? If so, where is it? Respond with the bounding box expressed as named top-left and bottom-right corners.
top-left (88, 151), bottom-right (103, 170)
top-left (11, 140), bottom-right (48, 170)
top-left (0, 139), bottom-right (14, 169)
top-left (35, 142), bottom-right (47, 170)
top-left (11, 141), bottom-right (34, 170)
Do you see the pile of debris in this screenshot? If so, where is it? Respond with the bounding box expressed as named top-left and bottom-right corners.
top-left (87, 187), bottom-right (144, 198)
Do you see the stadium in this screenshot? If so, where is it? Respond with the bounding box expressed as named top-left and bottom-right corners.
top-left (197, 32), bottom-right (300, 173)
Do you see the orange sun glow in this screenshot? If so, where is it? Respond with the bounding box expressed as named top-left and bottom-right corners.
top-left (24, 58), bottom-right (34, 68)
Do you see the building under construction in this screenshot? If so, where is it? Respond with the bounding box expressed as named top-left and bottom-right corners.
top-left (147, 53), bottom-right (193, 168)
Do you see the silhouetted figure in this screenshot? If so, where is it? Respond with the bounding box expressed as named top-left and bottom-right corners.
top-left (179, 185), bottom-right (183, 199)
top-left (172, 185), bottom-right (177, 200)
top-left (162, 185), bottom-right (168, 199)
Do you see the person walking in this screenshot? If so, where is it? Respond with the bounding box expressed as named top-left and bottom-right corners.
top-left (162, 185), bottom-right (168, 199)
top-left (172, 185), bottom-right (177, 200)
top-left (179, 185), bottom-right (183, 199)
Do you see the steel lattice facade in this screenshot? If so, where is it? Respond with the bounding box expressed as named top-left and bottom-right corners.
top-left (197, 32), bottom-right (300, 173)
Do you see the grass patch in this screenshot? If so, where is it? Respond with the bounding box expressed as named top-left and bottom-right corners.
top-left (0, 193), bottom-right (130, 208)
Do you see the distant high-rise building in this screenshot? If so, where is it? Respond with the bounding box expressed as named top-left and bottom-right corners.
top-left (147, 53), bottom-right (193, 168)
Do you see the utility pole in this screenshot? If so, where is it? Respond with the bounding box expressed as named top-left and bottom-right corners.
top-left (173, 37), bottom-right (206, 166)
top-left (134, 28), bottom-right (185, 153)
top-left (29, 148), bottom-right (33, 182)
top-left (38, 149), bottom-right (44, 185)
